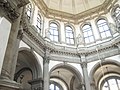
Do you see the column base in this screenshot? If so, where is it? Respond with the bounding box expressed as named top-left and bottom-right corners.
top-left (0, 79), bottom-right (21, 90)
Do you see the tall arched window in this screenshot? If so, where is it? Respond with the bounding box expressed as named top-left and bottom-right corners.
top-left (82, 24), bottom-right (94, 43)
top-left (101, 76), bottom-right (120, 90)
top-left (65, 25), bottom-right (74, 44)
top-left (36, 13), bottom-right (42, 33)
top-left (26, 4), bottom-right (32, 21)
top-left (49, 22), bottom-right (59, 42)
top-left (97, 19), bottom-right (111, 39)
top-left (113, 6), bottom-right (120, 25)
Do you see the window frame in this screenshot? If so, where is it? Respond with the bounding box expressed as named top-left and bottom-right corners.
top-left (101, 76), bottom-right (120, 90)
top-left (49, 21), bottom-right (60, 42)
top-left (26, 4), bottom-right (32, 21)
top-left (82, 23), bottom-right (95, 44)
top-left (65, 25), bottom-right (75, 45)
top-left (36, 13), bottom-right (42, 33)
top-left (96, 18), bottom-right (112, 39)
top-left (111, 4), bottom-right (120, 27)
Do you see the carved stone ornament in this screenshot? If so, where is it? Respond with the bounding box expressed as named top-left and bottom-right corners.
top-left (0, 0), bottom-right (20, 20)
top-left (17, 30), bottom-right (23, 40)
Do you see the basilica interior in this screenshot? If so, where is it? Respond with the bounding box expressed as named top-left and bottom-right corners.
top-left (0, 0), bottom-right (120, 90)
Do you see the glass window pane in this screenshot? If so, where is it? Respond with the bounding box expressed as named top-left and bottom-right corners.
top-left (66, 39), bottom-right (70, 43)
top-left (49, 22), bottom-right (59, 42)
top-left (50, 35), bottom-right (53, 41)
top-left (106, 31), bottom-right (111, 37)
top-left (85, 38), bottom-right (89, 43)
top-left (70, 39), bottom-right (74, 44)
top-left (88, 31), bottom-right (92, 36)
top-left (99, 27), bottom-right (104, 32)
top-left (54, 30), bottom-right (58, 35)
top-left (102, 82), bottom-right (109, 90)
top-left (65, 26), bottom-right (74, 44)
top-left (66, 33), bottom-right (69, 37)
top-left (84, 32), bottom-right (88, 37)
top-left (70, 34), bottom-right (73, 38)
top-left (89, 36), bottom-right (94, 42)
top-left (50, 29), bottom-right (54, 35)
top-left (109, 79), bottom-right (118, 90)
top-left (101, 32), bottom-right (106, 38)
top-left (103, 25), bottom-right (109, 30)
top-left (56, 86), bottom-right (59, 90)
top-left (54, 36), bottom-right (58, 42)
top-left (117, 79), bottom-right (120, 89)
top-left (50, 84), bottom-right (54, 90)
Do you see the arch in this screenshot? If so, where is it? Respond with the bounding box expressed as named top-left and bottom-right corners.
top-left (14, 67), bottom-right (32, 81)
top-left (49, 63), bottom-right (83, 82)
top-left (49, 20), bottom-right (60, 27)
top-left (89, 60), bottom-right (120, 89)
top-left (17, 47), bottom-right (42, 79)
top-left (49, 63), bottom-right (83, 90)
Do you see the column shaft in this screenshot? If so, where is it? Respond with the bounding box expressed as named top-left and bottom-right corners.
top-left (0, 7), bottom-right (23, 80)
top-left (81, 55), bottom-right (91, 90)
top-left (43, 56), bottom-right (49, 90)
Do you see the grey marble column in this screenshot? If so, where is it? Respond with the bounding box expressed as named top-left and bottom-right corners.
top-left (81, 55), bottom-right (91, 90)
top-left (0, 0), bottom-right (29, 89)
top-left (43, 51), bottom-right (50, 90)
top-left (0, 7), bottom-right (23, 80)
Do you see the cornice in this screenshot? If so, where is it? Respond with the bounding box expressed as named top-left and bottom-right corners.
top-left (33, 0), bottom-right (116, 24)
top-left (21, 16), bottom-right (120, 60)
top-left (21, 17), bottom-right (45, 52)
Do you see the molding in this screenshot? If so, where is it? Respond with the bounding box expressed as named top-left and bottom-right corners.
top-left (21, 16), bottom-right (120, 63)
top-left (33, 0), bottom-right (117, 24)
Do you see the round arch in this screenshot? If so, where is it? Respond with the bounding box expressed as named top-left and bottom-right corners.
top-left (89, 60), bottom-right (120, 89)
top-left (16, 47), bottom-right (42, 79)
top-left (49, 63), bottom-right (83, 90)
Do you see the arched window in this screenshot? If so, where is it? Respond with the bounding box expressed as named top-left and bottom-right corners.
top-left (65, 25), bottom-right (74, 44)
top-left (101, 76), bottom-right (120, 90)
top-left (36, 13), bottom-right (42, 33)
top-left (50, 84), bottom-right (60, 90)
top-left (97, 19), bottom-right (111, 39)
top-left (113, 6), bottom-right (120, 25)
top-left (49, 22), bottom-right (59, 42)
top-left (26, 4), bottom-right (32, 21)
top-left (82, 24), bottom-right (94, 43)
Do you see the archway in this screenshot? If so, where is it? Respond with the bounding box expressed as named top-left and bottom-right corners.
top-left (49, 63), bottom-right (83, 90)
top-left (14, 47), bottom-right (42, 90)
top-left (89, 60), bottom-right (120, 90)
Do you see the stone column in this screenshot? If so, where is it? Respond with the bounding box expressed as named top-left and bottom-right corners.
top-left (0, 1), bottom-right (28, 89)
top-left (43, 51), bottom-right (50, 90)
top-left (81, 55), bottom-right (91, 90)
top-left (0, 8), bottom-right (23, 80)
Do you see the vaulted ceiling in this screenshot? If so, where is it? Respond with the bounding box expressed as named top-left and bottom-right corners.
top-left (33, 0), bottom-right (116, 23)
top-left (43, 0), bottom-right (105, 14)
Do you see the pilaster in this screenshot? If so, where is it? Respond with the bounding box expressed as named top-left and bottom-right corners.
top-left (0, 0), bottom-right (29, 90)
top-left (81, 55), bottom-right (91, 90)
top-left (43, 49), bottom-right (50, 90)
